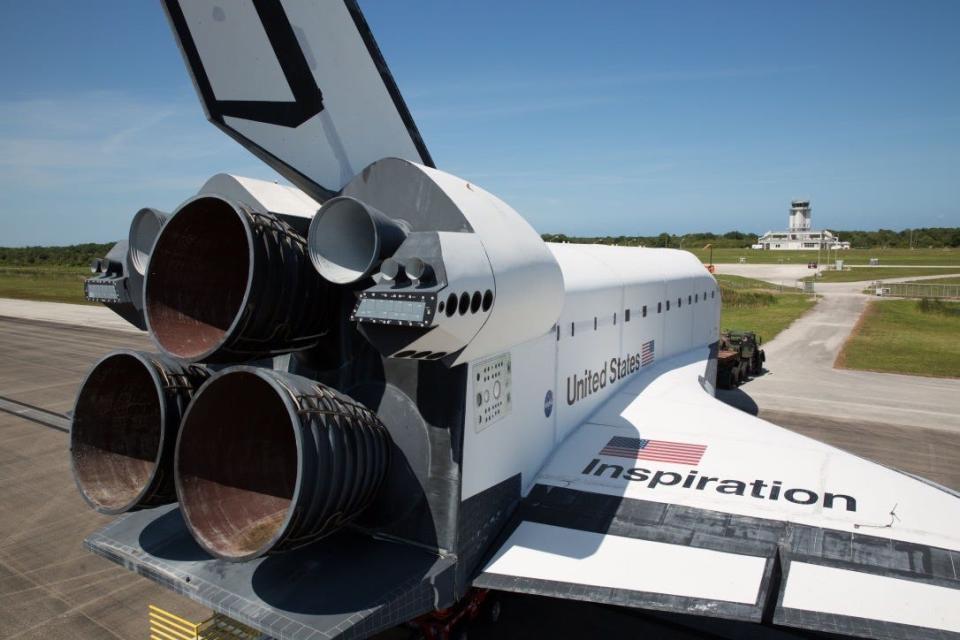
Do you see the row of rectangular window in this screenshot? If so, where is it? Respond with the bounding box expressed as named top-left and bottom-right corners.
top-left (634, 288), bottom-right (716, 320)
top-left (559, 288), bottom-right (717, 338)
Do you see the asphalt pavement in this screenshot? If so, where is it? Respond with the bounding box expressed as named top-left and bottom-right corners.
top-left (714, 264), bottom-right (960, 433)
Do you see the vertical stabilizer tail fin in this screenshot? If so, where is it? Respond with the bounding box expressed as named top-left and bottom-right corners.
top-left (162, 0), bottom-right (433, 200)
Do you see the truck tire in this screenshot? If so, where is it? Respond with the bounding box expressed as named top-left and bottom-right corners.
top-left (487, 599), bottom-right (502, 624)
top-left (718, 368), bottom-right (732, 389)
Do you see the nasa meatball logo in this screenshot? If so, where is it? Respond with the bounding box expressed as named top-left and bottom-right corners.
top-left (544, 390), bottom-right (554, 417)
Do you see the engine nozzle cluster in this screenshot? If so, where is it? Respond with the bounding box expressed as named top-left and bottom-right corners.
top-left (72, 190), bottom-right (394, 561)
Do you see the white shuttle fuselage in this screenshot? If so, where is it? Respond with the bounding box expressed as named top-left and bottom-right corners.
top-left (462, 245), bottom-right (718, 500)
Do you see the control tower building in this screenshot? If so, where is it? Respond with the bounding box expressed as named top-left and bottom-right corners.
top-left (788, 200), bottom-right (812, 232)
top-left (755, 200), bottom-right (850, 251)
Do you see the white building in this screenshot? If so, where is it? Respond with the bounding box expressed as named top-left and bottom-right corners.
top-left (756, 200), bottom-right (850, 251)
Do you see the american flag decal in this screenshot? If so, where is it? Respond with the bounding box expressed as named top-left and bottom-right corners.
top-left (641, 339), bottom-right (655, 366)
top-left (600, 436), bottom-right (706, 465)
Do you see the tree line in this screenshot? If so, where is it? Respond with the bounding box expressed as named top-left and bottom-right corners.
top-left (1, 227), bottom-right (958, 266)
top-left (542, 227), bottom-right (960, 249)
top-left (0, 243), bottom-right (115, 267)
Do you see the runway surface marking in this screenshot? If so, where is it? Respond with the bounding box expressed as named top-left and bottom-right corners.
top-left (0, 395), bottom-right (69, 432)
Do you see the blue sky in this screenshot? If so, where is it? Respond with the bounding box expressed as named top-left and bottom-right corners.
top-left (1, 1), bottom-right (957, 246)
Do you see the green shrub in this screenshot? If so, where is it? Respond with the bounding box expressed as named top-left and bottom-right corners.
top-left (721, 286), bottom-right (776, 308)
top-left (917, 298), bottom-right (960, 317)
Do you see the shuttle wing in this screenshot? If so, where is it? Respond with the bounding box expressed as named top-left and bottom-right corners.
top-left (475, 348), bottom-right (960, 639)
top-left (161, 0), bottom-right (433, 201)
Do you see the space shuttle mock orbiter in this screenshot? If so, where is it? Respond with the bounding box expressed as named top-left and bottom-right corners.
top-left (73, 2), bottom-right (960, 638)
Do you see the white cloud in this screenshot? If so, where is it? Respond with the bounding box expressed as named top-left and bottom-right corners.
top-left (0, 91), bottom-right (237, 171)
top-left (0, 91), bottom-right (278, 245)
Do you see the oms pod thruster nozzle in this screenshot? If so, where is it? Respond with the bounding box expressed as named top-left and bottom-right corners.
top-left (174, 368), bottom-right (391, 561)
top-left (306, 196), bottom-right (408, 285)
top-left (70, 350), bottom-right (209, 514)
top-left (144, 194), bottom-right (330, 363)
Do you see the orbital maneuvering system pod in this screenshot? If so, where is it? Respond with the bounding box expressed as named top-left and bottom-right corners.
top-left (73, 2), bottom-right (960, 639)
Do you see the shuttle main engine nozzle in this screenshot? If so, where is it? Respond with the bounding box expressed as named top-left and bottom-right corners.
top-left (144, 195), bottom-right (329, 363)
top-left (307, 196), bottom-right (408, 285)
top-left (175, 368), bottom-right (390, 561)
top-left (125, 207), bottom-right (169, 311)
top-left (70, 350), bottom-right (209, 514)
top-left (128, 207), bottom-right (169, 277)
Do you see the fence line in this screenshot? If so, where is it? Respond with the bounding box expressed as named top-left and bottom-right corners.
top-left (873, 282), bottom-right (960, 299)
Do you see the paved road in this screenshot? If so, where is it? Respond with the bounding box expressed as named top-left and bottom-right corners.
top-left (714, 264), bottom-right (960, 433)
top-left (1, 305), bottom-right (958, 639)
top-left (714, 263), bottom-right (810, 284)
top-left (715, 263), bottom-right (960, 287)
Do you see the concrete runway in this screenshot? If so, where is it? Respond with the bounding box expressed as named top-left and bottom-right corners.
top-left (0, 299), bottom-right (145, 339)
top-left (0, 309), bottom-right (958, 639)
top-left (0, 317), bottom-right (210, 640)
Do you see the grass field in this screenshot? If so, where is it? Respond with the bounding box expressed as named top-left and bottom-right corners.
top-left (801, 266), bottom-right (960, 283)
top-left (0, 266), bottom-right (93, 305)
top-left (718, 276), bottom-right (816, 343)
top-left (836, 299), bottom-right (960, 378)
top-left (714, 274), bottom-right (802, 291)
top-left (721, 294), bottom-right (815, 343)
top-left (690, 247), bottom-right (960, 266)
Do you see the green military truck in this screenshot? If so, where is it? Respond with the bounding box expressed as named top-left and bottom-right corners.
top-left (717, 330), bottom-right (765, 389)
